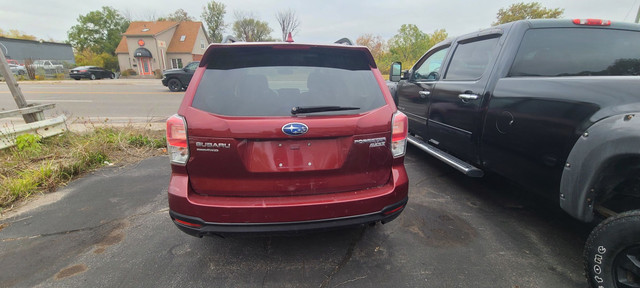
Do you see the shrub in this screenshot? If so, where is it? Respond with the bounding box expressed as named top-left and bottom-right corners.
top-left (154, 69), bottom-right (163, 79)
top-left (121, 69), bottom-right (137, 77)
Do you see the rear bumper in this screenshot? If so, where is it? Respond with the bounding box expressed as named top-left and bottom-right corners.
top-left (170, 197), bottom-right (406, 237)
top-left (168, 164), bottom-right (409, 237)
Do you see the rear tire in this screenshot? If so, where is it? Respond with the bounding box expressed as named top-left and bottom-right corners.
top-left (168, 79), bottom-right (182, 92)
top-left (110, 73), bottom-right (115, 79)
top-left (584, 210), bottom-right (640, 288)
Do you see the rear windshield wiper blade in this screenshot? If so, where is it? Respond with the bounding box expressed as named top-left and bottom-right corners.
top-left (291, 106), bottom-right (360, 115)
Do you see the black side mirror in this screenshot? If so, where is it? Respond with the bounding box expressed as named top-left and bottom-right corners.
top-left (389, 62), bottom-right (402, 82)
top-left (426, 71), bottom-right (440, 81)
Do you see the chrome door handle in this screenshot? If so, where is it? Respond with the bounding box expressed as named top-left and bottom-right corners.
top-left (458, 93), bottom-right (479, 100)
top-left (418, 91), bottom-right (430, 98)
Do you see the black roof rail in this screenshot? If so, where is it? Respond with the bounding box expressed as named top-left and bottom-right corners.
top-left (221, 35), bottom-right (238, 43)
top-left (334, 38), bottom-right (353, 45)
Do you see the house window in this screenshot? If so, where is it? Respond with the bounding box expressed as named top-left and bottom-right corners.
top-left (171, 59), bottom-right (183, 69)
top-left (201, 40), bottom-right (205, 49)
top-left (180, 35), bottom-right (186, 42)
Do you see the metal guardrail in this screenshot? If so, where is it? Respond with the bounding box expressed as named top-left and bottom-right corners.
top-left (0, 104), bottom-right (67, 150)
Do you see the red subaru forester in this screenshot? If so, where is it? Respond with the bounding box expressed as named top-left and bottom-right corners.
top-left (166, 39), bottom-right (408, 237)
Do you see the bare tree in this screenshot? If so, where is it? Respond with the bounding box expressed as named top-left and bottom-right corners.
top-left (275, 9), bottom-right (300, 41)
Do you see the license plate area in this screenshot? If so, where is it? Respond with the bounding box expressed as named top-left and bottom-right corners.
top-left (243, 138), bottom-right (350, 172)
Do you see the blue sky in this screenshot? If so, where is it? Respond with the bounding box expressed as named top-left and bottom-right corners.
top-left (1, 0), bottom-right (638, 43)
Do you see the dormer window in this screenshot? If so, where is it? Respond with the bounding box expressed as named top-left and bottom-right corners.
top-left (142, 28), bottom-right (150, 32)
top-left (180, 35), bottom-right (186, 42)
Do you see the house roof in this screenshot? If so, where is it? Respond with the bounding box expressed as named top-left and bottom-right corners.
top-left (115, 21), bottom-right (207, 55)
top-left (115, 36), bottom-right (128, 54)
top-left (122, 21), bottom-right (179, 36)
top-left (167, 22), bottom-right (206, 53)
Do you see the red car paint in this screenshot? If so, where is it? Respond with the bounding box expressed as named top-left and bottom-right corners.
top-left (167, 42), bottom-right (408, 236)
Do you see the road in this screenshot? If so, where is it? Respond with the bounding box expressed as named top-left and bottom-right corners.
top-left (0, 146), bottom-right (590, 288)
top-left (0, 79), bottom-right (182, 125)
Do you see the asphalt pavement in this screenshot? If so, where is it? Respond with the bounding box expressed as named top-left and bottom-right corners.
top-left (0, 146), bottom-right (590, 288)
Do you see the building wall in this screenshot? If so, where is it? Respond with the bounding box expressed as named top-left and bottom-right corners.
top-left (0, 37), bottom-right (74, 65)
top-left (117, 54), bottom-right (130, 72)
top-left (191, 27), bottom-right (209, 55)
top-left (125, 36), bottom-right (158, 74)
top-left (154, 27), bottom-right (177, 71)
top-left (166, 53), bottom-right (193, 69)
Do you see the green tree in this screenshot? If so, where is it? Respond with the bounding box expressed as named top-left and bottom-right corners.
top-left (74, 49), bottom-right (119, 71)
top-left (493, 2), bottom-right (564, 25)
top-left (201, 1), bottom-right (227, 42)
top-left (232, 13), bottom-right (273, 42)
top-left (67, 6), bottom-right (129, 55)
top-left (388, 24), bottom-right (430, 65)
top-left (428, 29), bottom-right (448, 47)
top-left (158, 9), bottom-right (194, 22)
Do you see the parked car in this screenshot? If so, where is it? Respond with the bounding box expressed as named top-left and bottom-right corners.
top-left (69, 66), bottom-right (115, 80)
top-left (161, 61), bottom-right (199, 92)
top-left (31, 60), bottom-right (64, 72)
top-left (9, 64), bottom-right (27, 75)
top-left (6, 59), bottom-right (20, 66)
top-left (387, 19), bottom-right (640, 288)
top-left (166, 39), bottom-right (409, 237)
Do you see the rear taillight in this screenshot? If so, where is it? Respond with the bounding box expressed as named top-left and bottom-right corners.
top-left (572, 19), bottom-right (611, 26)
top-left (166, 114), bottom-right (189, 165)
top-left (391, 112), bottom-right (408, 158)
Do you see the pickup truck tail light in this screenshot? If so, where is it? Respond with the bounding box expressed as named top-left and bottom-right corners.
top-left (166, 114), bottom-right (189, 165)
top-left (573, 19), bottom-right (611, 26)
top-left (391, 112), bottom-right (408, 158)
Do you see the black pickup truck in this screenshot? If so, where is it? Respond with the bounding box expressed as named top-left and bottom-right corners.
top-left (387, 19), bottom-right (640, 288)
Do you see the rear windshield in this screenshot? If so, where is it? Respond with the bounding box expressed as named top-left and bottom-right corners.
top-left (510, 28), bottom-right (640, 77)
top-left (192, 47), bottom-right (386, 117)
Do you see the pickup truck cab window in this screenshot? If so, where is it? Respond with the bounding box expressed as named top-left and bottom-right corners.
top-left (184, 61), bottom-right (199, 72)
top-left (509, 28), bottom-right (640, 77)
top-left (445, 37), bottom-right (500, 81)
top-left (413, 48), bottom-right (449, 81)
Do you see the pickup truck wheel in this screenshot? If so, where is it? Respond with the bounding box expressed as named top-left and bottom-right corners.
top-left (584, 210), bottom-right (640, 288)
top-left (168, 79), bottom-right (182, 92)
top-left (90, 74), bottom-right (96, 80)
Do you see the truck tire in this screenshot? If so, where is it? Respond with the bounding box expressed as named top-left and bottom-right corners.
top-left (168, 79), bottom-right (182, 92)
top-left (584, 210), bottom-right (640, 288)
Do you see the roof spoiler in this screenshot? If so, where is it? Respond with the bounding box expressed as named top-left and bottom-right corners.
top-left (334, 38), bottom-right (353, 45)
top-left (221, 35), bottom-right (237, 43)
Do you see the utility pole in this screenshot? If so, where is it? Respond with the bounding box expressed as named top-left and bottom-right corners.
top-left (0, 46), bottom-right (41, 123)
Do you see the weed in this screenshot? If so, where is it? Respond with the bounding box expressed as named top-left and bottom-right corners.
top-left (15, 134), bottom-right (42, 157)
top-left (0, 127), bottom-right (166, 208)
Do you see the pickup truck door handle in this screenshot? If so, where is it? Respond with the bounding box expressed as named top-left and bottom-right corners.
top-left (418, 91), bottom-right (430, 98)
top-left (458, 93), bottom-right (479, 100)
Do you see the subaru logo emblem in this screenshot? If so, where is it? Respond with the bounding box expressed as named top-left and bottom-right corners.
top-left (282, 123), bottom-right (308, 136)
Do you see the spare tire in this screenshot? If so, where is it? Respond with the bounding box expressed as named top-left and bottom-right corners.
top-left (584, 210), bottom-right (640, 288)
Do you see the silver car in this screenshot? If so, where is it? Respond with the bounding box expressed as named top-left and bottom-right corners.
top-left (9, 64), bottom-right (27, 75)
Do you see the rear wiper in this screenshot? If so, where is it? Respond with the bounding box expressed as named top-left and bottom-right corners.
top-left (291, 106), bottom-right (360, 115)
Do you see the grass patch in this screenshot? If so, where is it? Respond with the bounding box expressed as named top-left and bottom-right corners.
top-left (0, 127), bottom-right (166, 209)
